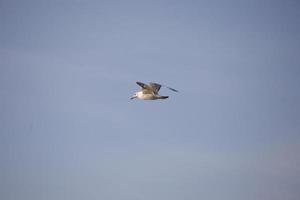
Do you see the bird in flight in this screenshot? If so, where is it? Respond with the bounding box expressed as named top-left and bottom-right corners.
top-left (130, 81), bottom-right (178, 100)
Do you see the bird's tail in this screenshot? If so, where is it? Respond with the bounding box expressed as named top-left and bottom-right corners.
top-left (158, 96), bottom-right (169, 99)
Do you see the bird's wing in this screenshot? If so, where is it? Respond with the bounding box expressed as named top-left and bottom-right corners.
top-left (136, 81), bottom-right (152, 90)
top-left (137, 81), bottom-right (178, 93)
top-left (165, 86), bottom-right (178, 92)
top-left (151, 82), bottom-right (179, 93)
top-left (142, 89), bottom-right (153, 94)
top-left (149, 82), bottom-right (162, 94)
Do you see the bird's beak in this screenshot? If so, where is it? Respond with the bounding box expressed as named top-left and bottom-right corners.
top-left (130, 95), bottom-right (136, 100)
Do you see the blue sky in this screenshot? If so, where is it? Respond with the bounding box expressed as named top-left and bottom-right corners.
top-left (1, 0), bottom-right (300, 199)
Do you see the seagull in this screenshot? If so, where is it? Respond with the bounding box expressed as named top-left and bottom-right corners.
top-left (130, 81), bottom-right (178, 100)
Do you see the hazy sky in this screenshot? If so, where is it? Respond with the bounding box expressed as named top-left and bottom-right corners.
top-left (1, 0), bottom-right (300, 200)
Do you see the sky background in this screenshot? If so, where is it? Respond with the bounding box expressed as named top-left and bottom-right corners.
top-left (1, 0), bottom-right (300, 199)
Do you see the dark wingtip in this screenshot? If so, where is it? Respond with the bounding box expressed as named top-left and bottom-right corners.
top-left (167, 87), bottom-right (179, 92)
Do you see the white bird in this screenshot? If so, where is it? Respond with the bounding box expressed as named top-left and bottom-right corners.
top-left (130, 81), bottom-right (178, 100)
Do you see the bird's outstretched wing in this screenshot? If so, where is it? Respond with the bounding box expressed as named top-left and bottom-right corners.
top-left (164, 86), bottom-right (178, 92)
top-left (149, 82), bottom-right (162, 94)
top-left (153, 82), bottom-right (178, 93)
top-left (136, 82), bottom-right (152, 90)
top-left (136, 81), bottom-right (178, 93)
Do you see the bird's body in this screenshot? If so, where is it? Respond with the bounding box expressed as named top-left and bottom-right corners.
top-left (135, 91), bottom-right (168, 100)
top-left (131, 81), bottom-right (178, 100)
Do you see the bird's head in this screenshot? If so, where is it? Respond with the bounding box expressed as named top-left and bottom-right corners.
top-left (130, 92), bottom-right (138, 100)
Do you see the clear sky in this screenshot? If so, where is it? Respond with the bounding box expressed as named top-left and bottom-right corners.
top-left (1, 0), bottom-right (300, 200)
